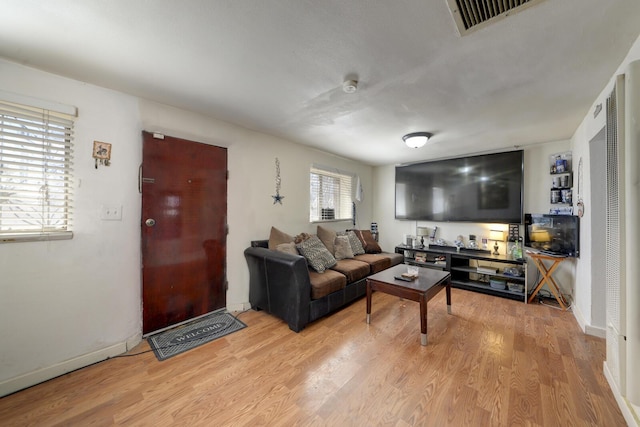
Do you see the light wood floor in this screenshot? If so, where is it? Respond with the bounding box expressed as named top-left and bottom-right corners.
top-left (0, 289), bottom-right (626, 426)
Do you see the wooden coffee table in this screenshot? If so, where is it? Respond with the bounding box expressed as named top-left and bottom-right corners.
top-left (366, 264), bottom-right (451, 346)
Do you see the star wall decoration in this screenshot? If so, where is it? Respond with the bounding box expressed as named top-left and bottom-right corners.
top-left (272, 157), bottom-right (284, 205)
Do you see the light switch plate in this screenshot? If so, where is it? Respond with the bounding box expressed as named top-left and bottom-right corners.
top-left (100, 205), bottom-right (122, 221)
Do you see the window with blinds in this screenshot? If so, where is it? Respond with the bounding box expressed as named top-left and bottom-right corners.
top-left (0, 99), bottom-right (75, 241)
top-left (309, 165), bottom-right (353, 222)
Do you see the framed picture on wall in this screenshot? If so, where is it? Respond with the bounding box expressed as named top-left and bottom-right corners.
top-left (93, 140), bottom-right (112, 167)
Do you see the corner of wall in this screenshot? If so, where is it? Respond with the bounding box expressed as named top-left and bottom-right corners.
top-left (126, 332), bottom-right (143, 351)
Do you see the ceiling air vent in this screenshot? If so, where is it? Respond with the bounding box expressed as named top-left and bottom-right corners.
top-left (446, 0), bottom-right (546, 35)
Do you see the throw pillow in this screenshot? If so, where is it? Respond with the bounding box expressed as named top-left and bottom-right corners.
top-left (334, 235), bottom-right (354, 260)
top-left (339, 230), bottom-right (365, 255)
top-left (294, 232), bottom-right (312, 244)
top-left (275, 242), bottom-right (298, 256)
top-left (355, 229), bottom-right (382, 254)
top-left (268, 226), bottom-right (294, 250)
top-left (296, 235), bottom-right (337, 273)
top-left (317, 225), bottom-right (337, 255)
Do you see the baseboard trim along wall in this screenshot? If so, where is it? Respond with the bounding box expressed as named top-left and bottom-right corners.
top-left (604, 361), bottom-right (640, 427)
top-left (585, 324), bottom-right (606, 339)
top-left (0, 336), bottom-right (139, 398)
top-left (227, 302), bottom-right (252, 313)
top-left (572, 304), bottom-right (606, 338)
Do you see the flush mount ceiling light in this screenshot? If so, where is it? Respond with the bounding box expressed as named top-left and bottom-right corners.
top-left (402, 132), bottom-right (433, 148)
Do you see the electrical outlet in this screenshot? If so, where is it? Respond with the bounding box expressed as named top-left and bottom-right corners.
top-left (100, 205), bottom-right (122, 221)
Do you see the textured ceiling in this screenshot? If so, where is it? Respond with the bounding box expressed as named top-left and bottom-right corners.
top-left (1, 0), bottom-right (639, 165)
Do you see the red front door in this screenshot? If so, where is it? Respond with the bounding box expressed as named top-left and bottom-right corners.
top-left (141, 131), bottom-right (227, 334)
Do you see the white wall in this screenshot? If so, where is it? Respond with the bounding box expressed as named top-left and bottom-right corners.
top-left (0, 59), bottom-right (374, 396)
top-left (570, 38), bottom-right (640, 336)
top-left (569, 87), bottom-right (607, 337)
top-left (0, 59), bottom-right (143, 395)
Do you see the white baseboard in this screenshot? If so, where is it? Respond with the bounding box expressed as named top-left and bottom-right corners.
top-left (126, 332), bottom-right (143, 351)
top-left (572, 302), bottom-right (587, 331)
top-left (227, 301), bottom-right (252, 313)
top-left (572, 303), bottom-right (606, 338)
top-left (585, 324), bottom-right (606, 338)
top-left (0, 333), bottom-right (141, 398)
top-left (604, 361), bottom-right (640, 427)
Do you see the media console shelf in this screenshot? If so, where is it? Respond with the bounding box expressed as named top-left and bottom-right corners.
top-left (396, 244), bottom-right (528, 302)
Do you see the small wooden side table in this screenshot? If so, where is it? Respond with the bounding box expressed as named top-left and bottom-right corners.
top-left (366, 264), bottom-right (451, 346)
top-left (527, 252), bottom-right (569, 309)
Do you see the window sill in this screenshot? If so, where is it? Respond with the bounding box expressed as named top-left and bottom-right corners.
top-left (311, 219), bottom-right (353, 224)
top-left (0, 231), bottom-right (74, 243)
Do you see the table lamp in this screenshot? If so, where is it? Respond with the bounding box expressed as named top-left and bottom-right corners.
top-left (416, 227), bottom-right (430, 248)
top-left (489, 230), bottom-right (504, 255)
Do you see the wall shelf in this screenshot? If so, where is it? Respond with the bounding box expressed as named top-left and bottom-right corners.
top-left (549, 152), bottom-right (573, 211)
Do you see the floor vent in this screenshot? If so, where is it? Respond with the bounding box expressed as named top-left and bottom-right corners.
top-left (446, 0), bottom-right (546, 35)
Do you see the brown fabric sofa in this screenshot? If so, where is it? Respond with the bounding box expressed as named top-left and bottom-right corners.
top-left (244, 227), bottom-right (403, 332)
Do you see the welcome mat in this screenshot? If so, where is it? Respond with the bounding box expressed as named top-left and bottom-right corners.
top-left (148, 311), bottom-right (246, 361)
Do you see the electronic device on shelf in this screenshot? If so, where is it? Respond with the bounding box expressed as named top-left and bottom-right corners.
top-left (524, 213), bottom-right (580, 257)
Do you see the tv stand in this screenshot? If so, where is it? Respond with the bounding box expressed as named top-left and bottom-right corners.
top-left (395, 244), bottom-right (528, 302)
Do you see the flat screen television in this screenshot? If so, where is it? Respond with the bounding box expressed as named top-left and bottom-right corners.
top-left (395, 150), bottom-right (523, 223)
top-left (524, 213), bottom-right (580, 257)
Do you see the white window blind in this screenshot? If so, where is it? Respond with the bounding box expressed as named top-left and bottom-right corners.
top-left (0, 99), bottom-right (75, 241)
top-left (310, 164), bottom-right (353, 222)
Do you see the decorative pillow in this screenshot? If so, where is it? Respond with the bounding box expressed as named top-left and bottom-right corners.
top-left (296, 235), bottom-right (337, 273)
top-left (355, 229), bottom-right (382, 254)
top-left (275, 242), bottom-right (298, 256)
top-left (339, 230), bottom-right (365, 255)
top-left (268, 226), bottom-right (294, 250)
top-left (294, 232), bottom-right (312, 244)
top-left (334, 235), bottom-right (354, 260)
top-left (317, 225), bottom-right (337, 255)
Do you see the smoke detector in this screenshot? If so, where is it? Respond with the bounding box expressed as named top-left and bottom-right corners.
top-left (342, 79), bottom-right (358, 94)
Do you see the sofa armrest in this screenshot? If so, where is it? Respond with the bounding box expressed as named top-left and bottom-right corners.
top-left (244, 246), bottom-right (311, 332)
